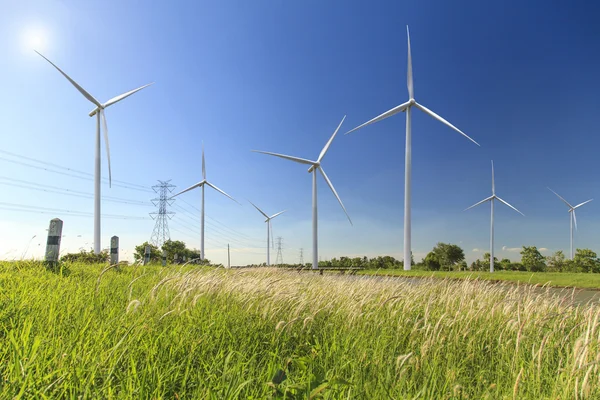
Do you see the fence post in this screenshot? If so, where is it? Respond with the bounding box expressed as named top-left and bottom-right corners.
top-left (45, 218), bottom-right (63, 269)
top-left (174, 253), bottom-right (178, 264)
top-left (110, 236), bottom-right (119, 265)
top-left (143, 245), bottom-right (151, 265)
top-left (162, 249), bottom-right (167, 267)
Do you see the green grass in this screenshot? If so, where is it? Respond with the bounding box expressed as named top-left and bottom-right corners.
top-left (1, 261), bottom-right (600, 398)
top-left (358, 269), bottom-right (600, 289)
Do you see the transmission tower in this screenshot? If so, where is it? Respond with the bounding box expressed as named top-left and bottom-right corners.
top-left (150, 180), bottom-right (176, 248)
top-left (299, 248), bottom-right (304, 266)
top-left (275, 236), bottom-right (284, 265)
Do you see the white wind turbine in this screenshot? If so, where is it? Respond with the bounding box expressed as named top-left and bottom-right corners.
top-left (252, 116), bottom-right (352, 270)
top-left (346, 26), bottom-right (480, 270)
top-left (548, 188), bottom-right (592, 260)
top-left (35, 51), bottom-right (153, 254)
top-left (172, 145), bottom-right (238, 260)
top-left (464, 161), bottom-right (524, 272)
top-left (248, 201), bottom-right (286, 266)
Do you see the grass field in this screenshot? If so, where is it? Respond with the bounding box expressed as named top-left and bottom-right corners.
top-left (358, 269), bottom-right (600, 289)
top-left (1, 261), bottom-right (600, 398)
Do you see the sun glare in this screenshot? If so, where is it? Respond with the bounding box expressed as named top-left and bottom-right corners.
top-left (22, 27), bottom-right (48, 52)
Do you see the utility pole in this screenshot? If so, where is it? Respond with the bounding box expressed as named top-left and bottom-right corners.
top-left (150, 180), bottom-right (176, 248)
top-left (227, 243), bottom-right (230, 268)
top-left (275, 236), bottom-right (284, 265)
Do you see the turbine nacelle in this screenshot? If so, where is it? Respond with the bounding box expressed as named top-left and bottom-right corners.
top-left (307, 162), bottom-right (320, 173)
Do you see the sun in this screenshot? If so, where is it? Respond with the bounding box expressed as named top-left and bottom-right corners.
top-left (22, 27), bottom-right (48, 51)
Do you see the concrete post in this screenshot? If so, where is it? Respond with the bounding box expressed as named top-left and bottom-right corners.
top-left (143, 245), bottom-right (151, 265)
top-left (162, 249), bottom-right (167, 267)
top-left (110, 236), bottom-right (119, 265)
top-left (45, 218), bottom-right (63, 268)
top-left (174, 253), bottom-right (178, 264)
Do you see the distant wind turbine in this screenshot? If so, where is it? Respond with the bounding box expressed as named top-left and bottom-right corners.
top-left (252, 116), bottom-right (352, 270)
top-left (172, 145), bottom-right (238, 260)
top-left (345, 26), bottom-right (480, 271)
top-left (465, 161), bottom-right (524, 273)
top-left (35, 51), bottom-right (153, 254)
top-left (248, 201), bottom-right (286, 266)
top-left (548, 188), bottom-right (592, 259)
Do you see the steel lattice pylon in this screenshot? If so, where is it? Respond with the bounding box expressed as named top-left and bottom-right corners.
top-left (150, 180), bottom-right (176, 248)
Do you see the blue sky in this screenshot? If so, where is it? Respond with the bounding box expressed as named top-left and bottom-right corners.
top-left (1, 0), bottom-right (599, 265)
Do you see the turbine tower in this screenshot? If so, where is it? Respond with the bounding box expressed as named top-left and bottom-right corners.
top-left (548, 188), bottom-right (592, 259)
top-left (345, 26), bottom-right (479, 270)
top-left (248, 200), bottom-right (286, 266)
top-left (172, 145), bottom-right (238, 260)
top-left (464, 161), bottom-right (524, 273)
top-left (252, 116), bottom-right (352, 270)
top-left (35, 51), bottom-right (153, 254)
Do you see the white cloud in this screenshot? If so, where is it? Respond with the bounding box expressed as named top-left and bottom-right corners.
top-left (539, 247), bottom-right (550, 252)
top-left (502, 246), bottom-right (521, 252)
top-left (472, 248), bottom-right (480, 252)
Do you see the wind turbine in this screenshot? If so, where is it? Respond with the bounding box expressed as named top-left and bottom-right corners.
top-left (548, 188), bottom-right (592, 259)
top-left (465, 161), bottom-right (524, 272)
top-left (35, 51), bottom-right (153, 254)
top-left (345, 26), bottom-right (480, 270)
top-left (172, 145), bottom-right (238, 260)
top-left (248, 201), bottom-right (286, 266)
top-left (252, 116), bottom-right (352, 270)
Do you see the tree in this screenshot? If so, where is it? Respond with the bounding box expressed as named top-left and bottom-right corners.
top-left (432, 243), bottom-right (465, 271)
top-left (520, 246), bottom-right (546, 272)
top-left (498, 258), bottom-right (512, 271)
top-left (423, 251), bottom-right (441, 271)
top-left (573, 249), bottom-right (600, 273)
top-left (161, 240), bottom-right (187, 262)
top-left (61, 248), bottom-right (109, 263)
top-left (134, 242), bottom-right (161, 263)
top-left (546, 251), bottom-right (566, 272)
top-left (481, 252), bottom-right (498, 271)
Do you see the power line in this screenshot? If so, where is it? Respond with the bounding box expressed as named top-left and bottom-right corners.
top-left (0, 203), bottom-right (150, 220)
top-left (0, 149), bottom-right (151, 190)
top-left (275, 236), bottom-right (284, 265)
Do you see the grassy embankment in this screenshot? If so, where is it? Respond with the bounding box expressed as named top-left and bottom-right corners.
top-left (1, 261), bottom-right (600, 398)
top-left (358, 269), bottom-right (600, 289)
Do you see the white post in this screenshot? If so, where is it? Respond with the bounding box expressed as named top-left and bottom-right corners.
top-left (403, 105), bottom-right (412, 270)
top-left (162, 249), bottom-right (167, 266)
top-left (45, 218), bottom-right (63, 267)
top-left (201, 184), bottom-right (205, 260)
top-left (227, 243), bottom-right (230, 268)
top-left (143, 245), bottom-right (151, 265)
top-left (110, 236), bottom-right (119, 265)
top-left (94, 113), bottom-right (101, 254)
top-left (312, 169), bottom-right (318, 269)
top-left (174, 253), bottom-right (178, 264)
top-left (490, 199), bottom-right (495, 273)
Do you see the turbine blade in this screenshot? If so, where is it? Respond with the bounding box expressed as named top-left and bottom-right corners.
top-left (414, 102), bottom-right (480, 146)
top-left (317, 115), bottom-right (345, 163)
top-left (407, 26), bottom-right (414, 99)
top-left (103, 83), bottom-right (154, 108)
top-left (345, 101), bottom-right (411, 135)
top-left (573, 199), bottom-right (593, 209)
top-left (100, 110), bottom-right (112, 188)
top-left (172, 181), bottom-right (204, 198)
top-left (464, 196), bottom-right (493, 211)
top-left (269, 210), bottom-right (286, 220)
top-left (248, 200), bottom-right (269, 219)
top-left (205, 181), bottom-right (240, 204)
top-left (491, 160), bottom-right (495, 195)
top-left (35, 50), bottom-right (102, 107)
top-left (251, 150), bottom-right (315, 166)
top-left (202, 142), bottom-right (206, 180)
top-left (318, 166), bottom-right (352, 225)
top-left (496, 196), bottom-right (525, 216)
top-left (547, 187), bottom-right (573, 209)
top-left (572, 209), bottom-right (578, 231)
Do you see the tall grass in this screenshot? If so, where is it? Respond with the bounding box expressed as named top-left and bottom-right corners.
top-left (1, 262), bottom-right (599, 398)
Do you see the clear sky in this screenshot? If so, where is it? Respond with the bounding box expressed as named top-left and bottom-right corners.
top-left (1, 0), bottom-right (599, 265)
